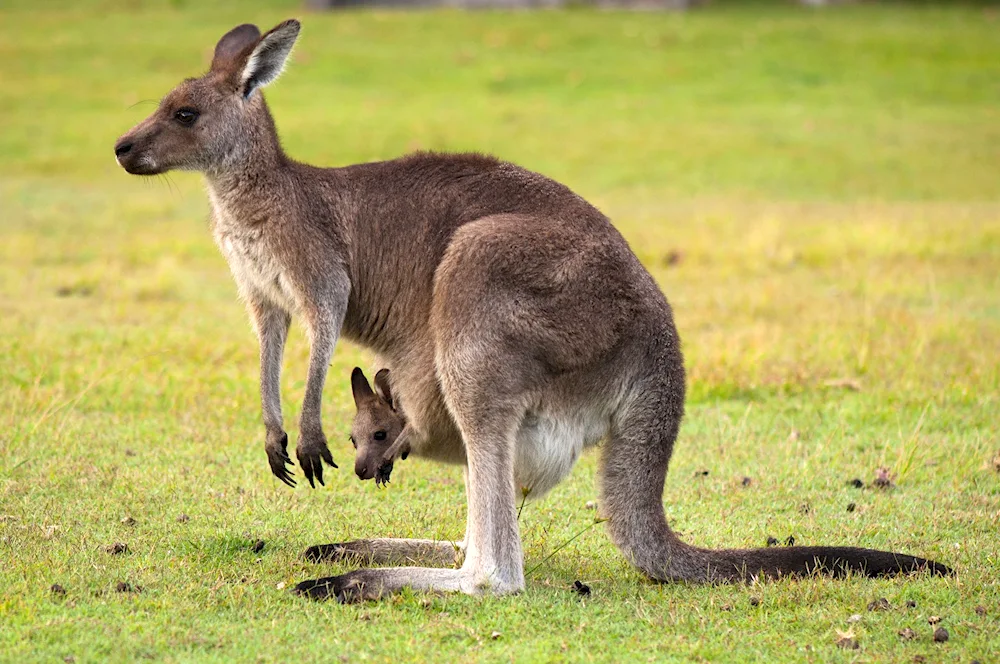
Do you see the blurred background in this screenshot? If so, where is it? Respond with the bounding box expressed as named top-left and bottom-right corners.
top-left (4, 0), bottom-right (997, 397)
top-left (1, 1), bottom-right (998, 661)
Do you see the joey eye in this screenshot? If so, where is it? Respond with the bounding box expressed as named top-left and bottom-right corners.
top-left (174, 108), bottom-right (199, 126)
top-left (373, 431), bottom-right (387, 441)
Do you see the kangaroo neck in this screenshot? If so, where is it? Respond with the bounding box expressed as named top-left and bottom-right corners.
top-left (203, 100), bottom-right (292, 225)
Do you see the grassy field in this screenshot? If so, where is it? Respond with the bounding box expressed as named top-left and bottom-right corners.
top-left (1, 0), bottom-right (999, 662)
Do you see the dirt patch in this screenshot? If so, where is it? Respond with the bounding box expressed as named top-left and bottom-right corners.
top-left (873, 467), bottom-right (894, 490)
top-left (661, 250), bottom-right (683, 267)
top-left (835, 636), bottom-right (859, 650)
top-left (867, 597), bottom-right (890, 611)
top-left (105, 542), bottom-right (129, 555)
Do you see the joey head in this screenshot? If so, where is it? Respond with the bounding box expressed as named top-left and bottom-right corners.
top-left (350, 368), bottom-right (410, 486)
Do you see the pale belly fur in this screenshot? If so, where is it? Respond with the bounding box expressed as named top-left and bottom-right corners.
top-left (382, 353), bottom-right (610, 495)
top-left (513, 406), bottom-right (608, 498)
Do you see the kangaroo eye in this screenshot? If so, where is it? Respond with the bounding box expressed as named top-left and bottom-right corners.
top-left (349, 435), bottom-right (356, 449)
top-left (174, 108), bottom-right (199, 126)
top-left (373, 431), bottom-right (387, 441)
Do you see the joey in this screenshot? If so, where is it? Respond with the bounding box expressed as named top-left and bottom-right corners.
top-left (350, 368), bottom-right (410, 486)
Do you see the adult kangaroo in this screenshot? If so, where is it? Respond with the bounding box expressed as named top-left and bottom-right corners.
top-left (114, 19), bottom-right (950, 601)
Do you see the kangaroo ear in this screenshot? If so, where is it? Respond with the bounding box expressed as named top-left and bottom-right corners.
top-left (239, 19), bottom-right (300, 99)
top-left (351, 367), bottom-right (375, 408)
top-left (373, 369), bottom-right (394, 409)
top-left (211, 23), bottom-right (261, 73)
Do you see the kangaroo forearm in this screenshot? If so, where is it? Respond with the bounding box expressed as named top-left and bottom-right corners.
top-left (253, 302), bottom-right (291, 432)
top-left (382, 424), bottom-right (413, 463)
top-left (299, 280), bottom-right (350, 433)
top-left (300, 334), bottom-right (333, 432)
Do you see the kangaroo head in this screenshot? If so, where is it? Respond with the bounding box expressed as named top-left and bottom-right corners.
top-left (350, 368), bottom-right (408, 482)
top-left (114, 20), bottom-right (299, 176)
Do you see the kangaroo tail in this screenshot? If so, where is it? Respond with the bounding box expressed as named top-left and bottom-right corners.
top-left (600, 381), bottom-right (952, 582)
top-left (646, 543), bottom-right (952, 582)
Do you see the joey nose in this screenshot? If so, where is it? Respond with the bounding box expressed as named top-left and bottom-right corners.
top-left (355, 459), bottom-right (373, 481)
top-left (114, 141), bottom-right (133, 158)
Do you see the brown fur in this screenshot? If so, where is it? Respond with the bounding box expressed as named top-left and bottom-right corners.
top-left (115, 19), bottom-right (951, 602)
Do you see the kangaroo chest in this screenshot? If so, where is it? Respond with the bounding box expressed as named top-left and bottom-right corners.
top-left (210, 204), bottom-right (298, 313)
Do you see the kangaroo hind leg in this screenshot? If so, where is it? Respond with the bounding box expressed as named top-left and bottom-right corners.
top-left (303, 538), bottom-right (464, 567)
top-left (293, 400), bottom-right (526, 602)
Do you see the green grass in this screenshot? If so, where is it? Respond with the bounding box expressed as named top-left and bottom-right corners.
top-left (1, 1), bottom-right (999, 662)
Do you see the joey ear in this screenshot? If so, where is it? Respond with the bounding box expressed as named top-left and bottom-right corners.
top-left (351, 367), bottom-right (375, 408)
top-left (239, 19), bottom-right (300, 99)
top-left (373, 369), bottom-right (394, 409)
top-left (211, 24), bottom-right (261, 73)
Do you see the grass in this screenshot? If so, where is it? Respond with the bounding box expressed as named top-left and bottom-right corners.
top-left (1, 0), bottom-right (999, 662)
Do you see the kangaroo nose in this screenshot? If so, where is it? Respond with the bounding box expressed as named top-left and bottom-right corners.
top-left (355, 459), bottom-right (373, 481)
top-left (114, 141), bottom-right (133, 158)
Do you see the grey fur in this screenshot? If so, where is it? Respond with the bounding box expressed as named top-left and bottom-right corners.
top-left (114, 19), bottom-right (951, 602)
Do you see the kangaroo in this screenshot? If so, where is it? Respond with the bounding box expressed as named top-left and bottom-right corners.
top-left (114, 19), bottom-right (951, 602)
top-left (350, 368), bottom-right (411, 486)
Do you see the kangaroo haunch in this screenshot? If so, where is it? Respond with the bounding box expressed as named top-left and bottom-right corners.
top-left (114, 19), bottom-right (951, 602)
